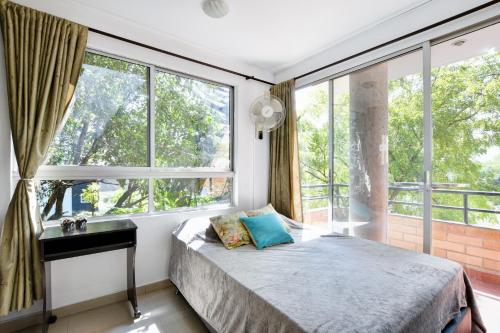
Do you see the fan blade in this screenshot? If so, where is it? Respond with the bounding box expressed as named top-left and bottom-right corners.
top-left (270, 99), bottom-right (284, 113)
top-left (251, 101), bottom-right (263, 115)
top-left (263, 117), bottom-right (278, 128)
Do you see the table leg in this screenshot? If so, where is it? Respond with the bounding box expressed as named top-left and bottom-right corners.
top-left (127, 246), bottom-right (141, 318)
top-left (42, 261), bottom-right (57, 333)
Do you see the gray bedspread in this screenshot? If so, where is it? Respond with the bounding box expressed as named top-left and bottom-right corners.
top-left (169, 217), bottom-right (485, 333)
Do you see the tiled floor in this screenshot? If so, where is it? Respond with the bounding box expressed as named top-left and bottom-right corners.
top-left (472, 279), bottom-right (500, 333)
top-left (17, 283), bottom-right (499, 333)
top-left (17, 288), bottom-right (208, 333)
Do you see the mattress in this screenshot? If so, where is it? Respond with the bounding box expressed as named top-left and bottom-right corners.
top-left (169, 216), bottom-right (485, 333)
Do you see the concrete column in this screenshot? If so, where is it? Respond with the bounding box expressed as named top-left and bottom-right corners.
top-left (348, 63), bottom-right (388, 242)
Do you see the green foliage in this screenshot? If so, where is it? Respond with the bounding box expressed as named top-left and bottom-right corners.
top-left (333, 94), bottom-right (351, 185)
top-left (388, 73), bottom-right (424, 185)
top-left (106, 207), bottom-right (146, 216)
top-left (297, 52), bottom-right (499, 226)
top-left (153, 178), bottom-right (231, 211)
top-left (48, 52), bottom-right (149, 167)
top-left (432, 53), bottom-right (499, 188)
top-left (39, 52), bottom-right (230, 220)
top-left (81, 182), bottom-right (99, 216)
top-left (154, 72), bottom-right (229, 168)
top-left (296, 84), bottom-right (329, 210)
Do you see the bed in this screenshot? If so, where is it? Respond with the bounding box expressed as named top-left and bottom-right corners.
top-left (168, 216), bottom-right (486, 333)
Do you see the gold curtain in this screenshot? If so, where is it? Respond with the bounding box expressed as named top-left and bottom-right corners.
top-left (0, 0), bottom-right (87, 315)
top-left (269, 79), bottom-right (303, 221)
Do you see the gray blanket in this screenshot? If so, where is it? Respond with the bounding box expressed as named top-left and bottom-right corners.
top-left (169, 217), bottom-right (485, 333)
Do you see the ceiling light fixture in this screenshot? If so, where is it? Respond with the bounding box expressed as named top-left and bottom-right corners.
top-left (202, 0), bottom-right (229, 19)
top-left (452, 39), bottom-right (467, 47)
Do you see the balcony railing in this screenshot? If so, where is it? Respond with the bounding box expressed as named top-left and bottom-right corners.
top-left (301, 183), bottom-right (500, 227)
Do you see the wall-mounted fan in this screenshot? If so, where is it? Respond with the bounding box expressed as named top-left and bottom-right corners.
top-left (249, 92), bottom-right (286, 139)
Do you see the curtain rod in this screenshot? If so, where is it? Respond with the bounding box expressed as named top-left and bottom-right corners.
top-left (88, 27), bottom-right (275, 86)
top-left (294, 1), bottom-right (499, 81)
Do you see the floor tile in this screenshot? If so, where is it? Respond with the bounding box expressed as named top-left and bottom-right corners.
top-left (67, 301), bottom-right (134, 333)
top-left (15, 283), bottom-right (499, 332)
top-left (61, 288), bottom-right (207, 333)
top-left (471, 277), bottom-right (500, 332)
top-left (474, 290), bottom-right (500, 332)
top-left (15, 316), bottom-right (69, 333)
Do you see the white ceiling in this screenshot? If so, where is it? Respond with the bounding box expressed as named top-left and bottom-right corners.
top-left (66, 0), bottom-right (433, 73)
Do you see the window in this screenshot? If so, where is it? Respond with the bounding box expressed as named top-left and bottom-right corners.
top-left (38, 179), bottom-right (148, 219)
top-left (296, 50), bottom-right (425, 239)
top-left (47, 53), bottom-right (149, 167)
top-left (153, 178), bottom-right (232, 211)
top-left (329, 49), bottom-right (424, 250)
top-left (296, 82), bottom-right (330, 230)
top-left (430, 24), bottom-right (500, 228)
top-left (36, 51), bottom-right (234, 221)
top-left (155, 71), bottom-right (231, 168)
top-left (295, 22), bottom-right (499, 259)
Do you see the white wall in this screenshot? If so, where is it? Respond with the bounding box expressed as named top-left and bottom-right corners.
top-left (0, 1), bottom-right (272, 320)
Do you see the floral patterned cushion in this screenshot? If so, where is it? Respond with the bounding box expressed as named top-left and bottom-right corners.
top-left (210, 211), bottom-right (251, 249)
top-left (245, 204), bottom-right (291, 231)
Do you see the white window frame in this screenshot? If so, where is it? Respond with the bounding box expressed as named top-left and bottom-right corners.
top-left (34, 49), bottom-right (235, 218)
top-left (295, 18), bottom-right (500, 254)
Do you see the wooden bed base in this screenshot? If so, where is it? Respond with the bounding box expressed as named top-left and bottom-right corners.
top-left (455, 308), bottom-right (472, 333)
top-left (442, 307), bottom-right (472, 333)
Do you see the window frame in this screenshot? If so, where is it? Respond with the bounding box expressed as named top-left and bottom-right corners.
top-left (34, 48), bottom-right (235, 218)
top-left (295, 18), bottom-right (500, 251)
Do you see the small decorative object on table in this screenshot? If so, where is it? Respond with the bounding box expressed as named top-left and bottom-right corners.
top-left (75, 217), bottom-right (87, 230)
top-left (60, 218), bottom-right (75, 232)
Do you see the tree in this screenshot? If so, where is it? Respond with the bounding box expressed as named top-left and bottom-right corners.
top-left (296, 84), bottom-right (329, 209)
top-left (81, 182), bottom-right (99, 216)
top-left (296, 51), bottom-right (499, 226)
top-left (38, 52), bottom-right (230, 220)
top-left (389, 53), bottom-right (499, 224)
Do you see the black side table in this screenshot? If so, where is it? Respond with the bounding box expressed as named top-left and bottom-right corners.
top-left (38, 219), bottom-right (140, 333)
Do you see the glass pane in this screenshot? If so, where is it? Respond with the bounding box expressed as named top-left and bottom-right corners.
top-left (430, 24), bottom-right (500, 276)
top-left (296, 82), bottom-right (330, 231)
top-left (332, 50), bottom-right (424, 252)
top-left (46, 52), bottom-right (149, 167)
top-left (332, 76), bottom-right (350, 232)
top-left (155, 71), bottom-right (231, 168)
top-left (154, 178), bottom-right (232, 211)
top-left (431, 23), bottom-right (500, 229)
top-left (37, 179), bottom-right (148, 220)
top-left (387, 50), bottom-right (424, 253)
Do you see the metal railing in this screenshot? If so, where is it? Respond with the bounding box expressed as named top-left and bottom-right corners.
top-left (301, 183), bottom-right (500, 225)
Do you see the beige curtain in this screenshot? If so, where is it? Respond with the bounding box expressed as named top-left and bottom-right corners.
top-left (269, 79), bottom-right (303, 221)
top-left (0, 0), bottom-right (87, 315)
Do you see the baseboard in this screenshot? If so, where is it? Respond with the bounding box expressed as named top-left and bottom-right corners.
top-left (0, 312), bottom-right (43, 333)
top-left (0, 279), bottom-right (172, 333)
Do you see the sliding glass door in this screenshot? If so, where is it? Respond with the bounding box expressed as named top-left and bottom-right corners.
top-left (296, 82), bottom-right (330, 231)
top-left (330, 49), bottom-right (425, 252)
top-left (296, 21), bottom-right (499, 257)
top-left (430, 24), bottom-right (500, 258)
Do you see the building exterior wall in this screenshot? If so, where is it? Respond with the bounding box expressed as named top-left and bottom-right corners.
top-left (388, 214), bottom-right (500, 284)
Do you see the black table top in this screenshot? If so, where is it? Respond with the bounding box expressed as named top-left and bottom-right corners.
top-left (39, 219), bottom-right (137, 241)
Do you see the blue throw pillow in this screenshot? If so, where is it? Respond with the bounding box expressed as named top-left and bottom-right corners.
top-left (240, 214), bottom-right (294, 250)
